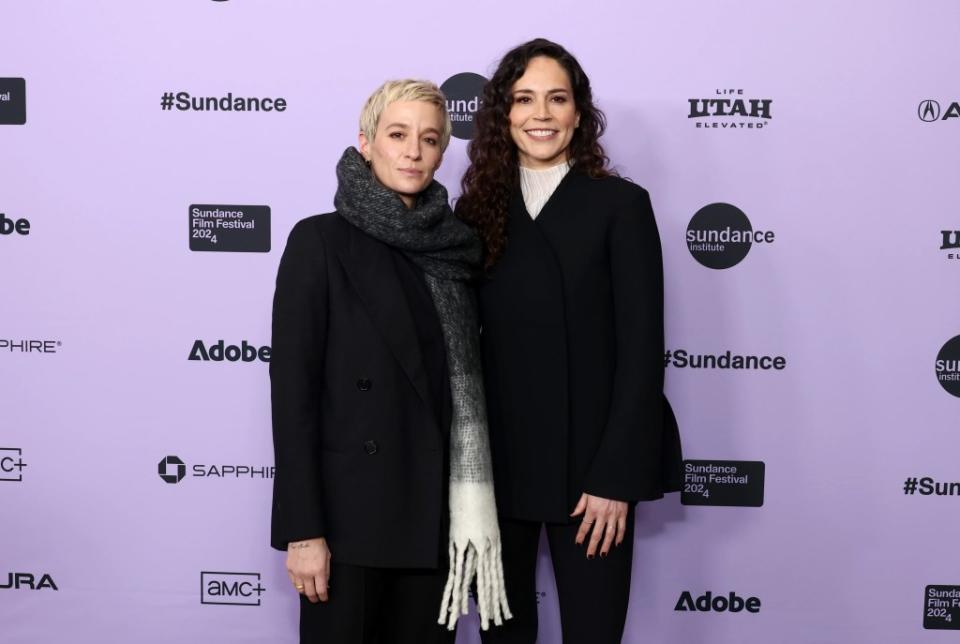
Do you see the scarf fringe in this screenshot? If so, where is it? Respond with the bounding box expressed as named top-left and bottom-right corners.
top-left (438, 536), bottom-right (512, 631)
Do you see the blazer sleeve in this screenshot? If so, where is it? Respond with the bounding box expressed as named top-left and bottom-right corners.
top-left (583, 188), bottom-right (670, 502)
top-left (270, 218), bottom-right (328, 550)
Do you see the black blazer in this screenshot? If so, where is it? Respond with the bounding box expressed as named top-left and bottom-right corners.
top-left (473, 171), bottom-right (682, 523)
top-left (269, 213), bottom-right (451, 568)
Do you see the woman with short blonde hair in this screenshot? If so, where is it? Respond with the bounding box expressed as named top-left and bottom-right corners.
top-left (270, 78), bottom-right (509, 643)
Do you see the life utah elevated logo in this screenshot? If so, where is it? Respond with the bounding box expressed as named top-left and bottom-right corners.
top-left (688, 89), bottom-right (772, 130)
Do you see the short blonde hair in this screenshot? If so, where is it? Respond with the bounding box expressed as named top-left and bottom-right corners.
top-left (359, 79), bottom-right (452, 151)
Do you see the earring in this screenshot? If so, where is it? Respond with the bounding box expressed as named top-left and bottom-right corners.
top-left (364, 158), bottom-right (371, 168)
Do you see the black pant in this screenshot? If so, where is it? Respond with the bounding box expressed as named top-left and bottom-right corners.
top-left (481, 514), bottom-right (634, 644)
top-left (300, 561), bottom-right (456, 644)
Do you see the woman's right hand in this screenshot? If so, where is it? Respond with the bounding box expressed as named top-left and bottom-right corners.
top-left (286, 537), bottom-right (331, 603)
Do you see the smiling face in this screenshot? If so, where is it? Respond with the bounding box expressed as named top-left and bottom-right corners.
top-left (359, 99), bottom-right (445, 208)
top-left (508, 56), bottom-right (581, 169)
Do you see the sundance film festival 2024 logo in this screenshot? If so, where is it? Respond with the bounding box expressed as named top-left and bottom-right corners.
top-left (688, 89), bottom-right (772, 130)
top-left (936, 335), bottom-right (960, 397)
top-left (0, 78), bottom-right (26, 125)
top-left (925, 586), bottom-right (960, 630)
top-left (189, 205), bottom-right (270, 252)
top-left (686, 203), bottom-right (775, 269)
top-left (440, 73), bottom-right (488, 140)
top-left (681, 460), bottom-right (765, 507)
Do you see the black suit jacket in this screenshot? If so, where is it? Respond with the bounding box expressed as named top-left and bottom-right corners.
top-left (472, 171), bottom-right (682, 523)
top-left (269, 213), bottom-right (451, 568)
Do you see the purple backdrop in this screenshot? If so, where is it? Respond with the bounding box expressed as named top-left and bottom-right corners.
top-left (3, 1), bottom-right (960, 642)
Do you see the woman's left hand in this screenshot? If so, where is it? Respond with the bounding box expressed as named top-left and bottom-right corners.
top-left (571, 493), bottom-right (629, 559)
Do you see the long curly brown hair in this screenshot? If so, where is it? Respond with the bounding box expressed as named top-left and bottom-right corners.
top-left (457, 38), bottom-right (613, 268)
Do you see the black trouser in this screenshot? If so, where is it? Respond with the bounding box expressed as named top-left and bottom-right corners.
top-left (300, 561), bottom-right (456, 644)
top-left (481, 513), bottom-right (635, 644)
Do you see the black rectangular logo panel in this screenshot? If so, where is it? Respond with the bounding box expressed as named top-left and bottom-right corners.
top-left (924, 585), bottom-right (960, 629)
top-left (189, 204), bottom-right (270, 252)
top-left (0, 78), bottom-right (26, 125)
top-left (681, 459), bottom-right (765, 507)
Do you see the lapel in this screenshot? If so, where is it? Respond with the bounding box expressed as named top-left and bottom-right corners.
top-left (335, 221), bottom-right (435, 413)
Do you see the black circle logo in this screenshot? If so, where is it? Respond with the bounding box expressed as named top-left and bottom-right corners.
top-left (440, 73), bottom-right (488, 140)
top-left (936, 335), bottom-right (960, 397)
top-left (158, 455), bottom-right (186, 484)
top-left (686, 203), bottom-right (756, 269)
top-left (919, 100), bottom-right (941, 122)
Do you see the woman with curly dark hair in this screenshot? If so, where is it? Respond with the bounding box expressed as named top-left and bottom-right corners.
top-left (457, 38), bottom-right (683, 643)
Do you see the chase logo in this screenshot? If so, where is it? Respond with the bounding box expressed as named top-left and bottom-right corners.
top-left (158, 455), bottom-right (186, 484)
top-left (201, 572), bottom-right (265, 606)
top-left (0, 78), bottom-right (26, 125)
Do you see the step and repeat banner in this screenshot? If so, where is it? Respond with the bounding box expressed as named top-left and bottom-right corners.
top-left (2, 1), bottom-right (959, 642)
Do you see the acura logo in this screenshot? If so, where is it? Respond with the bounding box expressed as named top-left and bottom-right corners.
top-left (919, 100), bottom-right (941, 122)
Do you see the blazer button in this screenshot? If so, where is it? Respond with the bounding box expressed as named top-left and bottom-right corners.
top-left (357, 378), bottom-right (372, 391)
top-left (363, 440), bottom-right (378, 455)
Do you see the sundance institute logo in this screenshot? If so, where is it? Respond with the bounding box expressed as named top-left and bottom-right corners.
top-left (440, 73), bottom-right (487, 140)
top-left (936, 335), bottom-right (960, 398)
top-left (686, 203), bottom-right (775, 269)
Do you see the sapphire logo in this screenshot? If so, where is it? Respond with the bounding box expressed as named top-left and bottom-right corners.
top-left (158, 455), bottom-right (186, 484)
top-left (201, 572), bottom-right (265, 606)
top-left (0, 339), bottom-right (61, 354)
top-left (157, 454), bottom-right (274, 483)
top-left (0, 448), bottom-right (27, 482)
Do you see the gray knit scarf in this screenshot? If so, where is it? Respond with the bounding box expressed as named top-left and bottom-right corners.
top-left (334, 147), bottom-right (511, 631)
